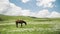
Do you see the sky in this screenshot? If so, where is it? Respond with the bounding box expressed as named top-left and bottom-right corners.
top-left (0, 0), bottom-right (60, 18)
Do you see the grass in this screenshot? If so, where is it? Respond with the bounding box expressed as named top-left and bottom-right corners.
top-left (0, 15), bottom-right (60, 34)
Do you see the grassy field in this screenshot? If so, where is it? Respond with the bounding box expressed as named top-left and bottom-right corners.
top-left (0, 15), bottom-right (60, 34)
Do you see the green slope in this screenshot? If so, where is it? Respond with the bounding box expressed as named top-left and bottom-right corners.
top-left (0, 14), bottom-right (60, 22)
top-left (0, 14), bottom-right (60, 34)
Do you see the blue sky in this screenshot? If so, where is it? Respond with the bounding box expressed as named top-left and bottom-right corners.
top-left (9, 0), bottom-right (60, 12)
top-left (9, 0), bottom-right (41, 12)
top-left (0, 0), bottom-right (60, 18)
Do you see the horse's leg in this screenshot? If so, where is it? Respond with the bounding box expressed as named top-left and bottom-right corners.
top-left (21, 23), bottom-right (22, 27)
top-left (16, 22), bottom-right (18, 28)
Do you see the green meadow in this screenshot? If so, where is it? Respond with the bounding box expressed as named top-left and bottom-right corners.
top-left (0, 15), bottom-right (60, 34)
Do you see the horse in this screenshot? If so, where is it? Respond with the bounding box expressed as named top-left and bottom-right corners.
top-left (16, 20), bottom-right (27, 28)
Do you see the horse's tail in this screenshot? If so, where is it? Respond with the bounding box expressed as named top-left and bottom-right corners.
top-left (16, 22), bottom-right (18, 28)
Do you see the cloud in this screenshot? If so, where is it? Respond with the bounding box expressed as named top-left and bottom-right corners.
top-left (5, 3), bottom-right (22, 16)
top-left (47, 11), bottom-right (60, 18)
top-left (21, 10), bottom-right (31, 16)
top-left (36, 0), bottom-right (56, 8)
top-left (0, 0), bottom-right (60, 18)
top-left (5, 3), bottom-right (31, 16)
top-left (21, 0), bottom-right (30, 3)
top-left (0, 0), bottom-right (10, 14)
top-left (36, 9), bottom-right (50, 18)
top-left (0, 0), bottom-right (31, 16)
top-left (30, 9), bottom-right (60, 18)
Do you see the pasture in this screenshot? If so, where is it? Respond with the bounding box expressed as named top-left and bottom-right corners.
top-left (0, 15), bottom-right (60, 34)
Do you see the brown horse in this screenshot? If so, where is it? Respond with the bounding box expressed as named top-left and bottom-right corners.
top-left (16, 20), bottom-right (27, 28)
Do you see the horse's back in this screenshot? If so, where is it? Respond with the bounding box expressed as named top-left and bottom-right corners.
top-left (16, 20), bottom-right (25, 23)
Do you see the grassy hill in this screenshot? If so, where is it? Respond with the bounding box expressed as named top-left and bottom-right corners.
top-left (0, 14), bottom-right (60, 34)
top-left (0, 14), bottom-right (60, 21)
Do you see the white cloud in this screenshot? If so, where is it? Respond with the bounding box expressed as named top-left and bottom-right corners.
top-left (5, 3), bottom-right (31, 16)
top-left (30, 9), bottom-right (60, 18)
top-left (0, 0), bottom-right (31, 16)
top-left (30, 12), bottom-right (37, 17)
top-left (36, 0), bottom-right (56, 8)
top-left (5, 3), bottom-right (22, 16)
top-left (0, 0), bottom-right (10, 14)
top-left (35, 9), bottom-right (50, 18)
top-left (0, 0), bottom-right (60, 18)
top-left (47, 11), bottom-right (60, 18)
top-left (21, 10), bottom-right (31, 16)
top-left (21, 0), bottom-right (30, 3)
